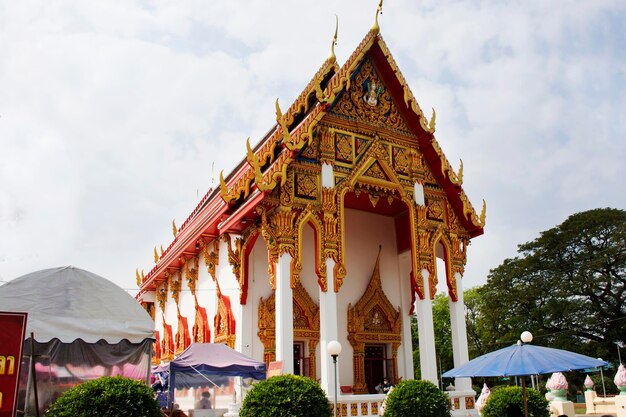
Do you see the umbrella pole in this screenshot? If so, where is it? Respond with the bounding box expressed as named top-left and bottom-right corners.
top-left (522, 377), bottom-right (528, 417)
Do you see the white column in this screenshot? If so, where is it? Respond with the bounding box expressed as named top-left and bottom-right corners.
top-left (415, 268), bottom-right (438, 384)
top-left (398, 252), bottom-right (415, 380)
top-left (275, 251), bottom-right (294, 374)
top-left (449, 271), bottom-right (472, 391)
top-left (320, 258), bottom-right (339, 395)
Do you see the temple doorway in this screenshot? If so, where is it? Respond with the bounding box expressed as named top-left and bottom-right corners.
top-left (364, 344), bottom-right (386, 394)
top-left (293, 341), bottom-right (305, 376)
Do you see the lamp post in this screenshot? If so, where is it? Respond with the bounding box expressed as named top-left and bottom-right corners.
top-left (520, 331), bottom-right (533, 417)
top-left (328, 340), bottom-right (342, 417)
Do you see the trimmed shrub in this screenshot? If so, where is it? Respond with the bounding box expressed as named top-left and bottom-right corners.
top-left (481, 386), bottom-right (549, 417)
top-left (383, 379), bottom-right (451, 417)
top-left (239, 374), bottom-right (331, 417)
top-left (45, 376), bottom-right (162, 417)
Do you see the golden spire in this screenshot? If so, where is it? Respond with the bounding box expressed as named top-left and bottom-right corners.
top-left (172, 219), bottom-right (178, 237)
top-left (153, 246), bottom-right (159, 263)
top-left (328, 15), bottom-right (338, 62)
top-left (135, 268), bottom-right (141, 286)
top-left (371, 0), bottom-right (384, 34)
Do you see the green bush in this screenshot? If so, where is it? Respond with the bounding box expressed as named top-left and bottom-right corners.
top-left (383, 380), bottom-right (450, 417)
top-left (45, 376), bottom-right (162, 417)
top-left (590, 374), bottom-right (619, 395)
top-left (239, 375), bottom-right (331, 417)
top-left (481, 386), bottom-right (549, 417)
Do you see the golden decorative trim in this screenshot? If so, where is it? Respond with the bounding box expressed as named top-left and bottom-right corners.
top-left (258, 281), bottom-right (320, 378)
top-left (175, 313), bottom-right (190, 356)
top-left (157, 282), bottom-right (168, 314)
top-left (294, 208), bottom-right (328, 291)
top-left (214, 294), bottom-right (236, 348)
top-left (161, 319), bottom-right (174, 362)
top-left (169, 273), bottom-right (182, 308)
top-left (183, 255), bottom-right (199, 297)
top-left (193, 306), bottom-right (210, 343)
top-left (203, 239), bottom-right (220, 283)
top-left (223, 233), bottom-right (243, 286)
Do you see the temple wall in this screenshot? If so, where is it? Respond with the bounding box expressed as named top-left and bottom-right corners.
top-left (336, 208), bottom-right (405, 388)
top-left (244, 237), bottom-right (272, 362)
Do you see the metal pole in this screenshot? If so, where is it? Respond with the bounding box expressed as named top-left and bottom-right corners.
top-left (599, 366), bottom-right (606, 397)
top-left (30, 333), bottom-right (40, 417)
top-left (617, 342), bottom-right (623, 365)
top-left (522, 377), bottom-right (528, 417)
top-left (332, 355), bottom-right (338, 417)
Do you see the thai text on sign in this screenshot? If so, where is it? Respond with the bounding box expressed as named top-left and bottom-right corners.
top-left (0, 312), bottom-right (28, 417)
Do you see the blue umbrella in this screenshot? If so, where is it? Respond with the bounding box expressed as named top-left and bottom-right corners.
top-left (442, 343), bottom-right (607, 378)
top-left (442, 335), bottom-right (608, 417)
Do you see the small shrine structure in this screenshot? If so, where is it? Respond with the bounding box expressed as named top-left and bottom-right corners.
top-left (137, 4), bottom-right (485, 415)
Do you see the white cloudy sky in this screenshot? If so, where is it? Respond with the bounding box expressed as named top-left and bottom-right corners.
top-left (1, 0), bottom-right (624, 294)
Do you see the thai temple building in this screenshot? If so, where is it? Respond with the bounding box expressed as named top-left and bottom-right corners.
top-left (137, 4), bottom-right (485, 416)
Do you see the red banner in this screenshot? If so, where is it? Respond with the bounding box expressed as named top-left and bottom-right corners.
top-left (0, 312), bottom-right (28, 417)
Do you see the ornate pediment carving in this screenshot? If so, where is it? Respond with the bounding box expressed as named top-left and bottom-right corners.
top-left (330, 57), bottom-right (410, 134)
top-left (347, 248), bottom-right (402, 340)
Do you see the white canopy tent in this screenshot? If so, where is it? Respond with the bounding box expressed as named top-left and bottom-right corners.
top-left (0, 266), bottom-right (155, 414)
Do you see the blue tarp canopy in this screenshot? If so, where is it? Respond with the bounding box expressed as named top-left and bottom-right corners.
top-left (442, 343), bottom-right (607, 377)
top-left (170, 343), bottom-right (266, 378)
top-left (167, 343), bottom-right (266, 403)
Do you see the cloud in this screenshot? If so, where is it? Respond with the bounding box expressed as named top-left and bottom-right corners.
top-left (0, 0), bottom-right (624, 293)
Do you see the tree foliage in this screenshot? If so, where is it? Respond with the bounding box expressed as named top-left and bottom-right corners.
top-left (45, 376), bottom-right (161, 417)
top-left (383, 380), bottom-right (450, 417)
top-left (239, 374), bottom-right (331, 417)
top-left (481, 386), bottom-right (549, 417)
top-left (478, 208), bottom-right (626, 362)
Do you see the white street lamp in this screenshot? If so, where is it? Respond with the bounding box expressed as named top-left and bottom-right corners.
top-left (328, 340), bottom-right (342, 417)
top-left (520, 331), bottom-right (533, 344)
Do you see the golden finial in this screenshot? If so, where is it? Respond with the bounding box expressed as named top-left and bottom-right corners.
top-left (141, 270), bottom-right (145, 280)
top-left (160, 245), bottom-right (164, 256)
top-left (456, 159), bottom-right (464, 185)
top-left (172, 220), bottom-right (178, 237)
top-left (135, 268), bottom-right (141, 286)
top-left (275, 98), bottom-right (292, 147)
top-left (371, 0), bottom-right (384, 34)
top-left (275, 98), bottom-right (283, 123)
top-left (429, 107), bottom-right (436, 132)
top-left (246, 137), bottom-right (256, 166)
top-left (479, 199), bottom-right (487, 226)
top-left (328, 15), bottom-right (338, 62)
top-left (219, 171), bottom-right (229, 200)
top-left (153, 246), bottom-right (159, 263)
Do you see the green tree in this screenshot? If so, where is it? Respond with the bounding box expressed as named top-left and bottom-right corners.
top-left (479, 208), bottom-right (626, 362)
top-left (412, 293), bottom-right (454, 380)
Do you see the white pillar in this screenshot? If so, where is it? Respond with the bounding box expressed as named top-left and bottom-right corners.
top-left (449, 272), bottom-right (472, 391)
top-left (275, 252), bottom-right (294, 374)
top-left (320, 258), bottom-right (339, 395)
top-left (398, 252), bottom-right (415, 380)
top-left (321, 163), bottom-right (334, 188)
top-left (415, 268), bottom-right (438, 384)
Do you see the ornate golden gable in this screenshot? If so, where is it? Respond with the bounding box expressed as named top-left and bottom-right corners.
top-left (347, 248), bottom-right (401, 394)
top-left (257, 281), bottom-right (320, 379)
